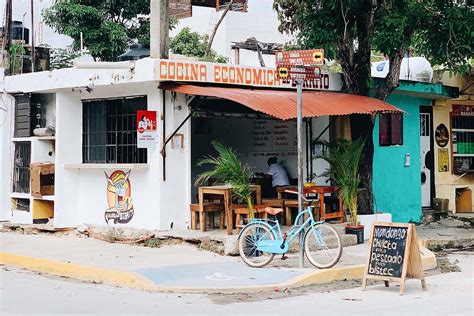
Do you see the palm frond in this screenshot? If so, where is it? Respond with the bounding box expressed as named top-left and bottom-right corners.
top-left (313, 138), bottom-right (365, 225)
top-left (196, 141), bottom-right (255, 217)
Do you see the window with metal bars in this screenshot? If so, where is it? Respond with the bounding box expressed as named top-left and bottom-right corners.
top-left (82, 96), bottom-right (147, 164)
top-left (12, 141), bottom-right (31, 193)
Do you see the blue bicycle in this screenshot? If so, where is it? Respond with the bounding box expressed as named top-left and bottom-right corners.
top-left (238, 191), bottom-right (343, 268)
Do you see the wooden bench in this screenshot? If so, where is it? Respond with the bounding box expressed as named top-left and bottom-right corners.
top-left (190, 203), bottom-right (224, 230)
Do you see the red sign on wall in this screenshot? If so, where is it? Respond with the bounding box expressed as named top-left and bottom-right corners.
top-left (137, 111), bottom-right (158, 148)
top-left (452, 104), bottom-right (474, 116)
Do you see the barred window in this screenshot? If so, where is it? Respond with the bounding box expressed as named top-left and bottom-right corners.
top-left (82, 97), bottom-right (147, 163)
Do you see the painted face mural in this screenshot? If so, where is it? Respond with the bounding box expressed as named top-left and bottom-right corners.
top-left (104, 170), bottom-right (134, 224)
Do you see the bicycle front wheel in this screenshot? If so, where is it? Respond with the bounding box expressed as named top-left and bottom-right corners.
top-left (304, 223), bottom-right (342, 269)
top-left (239, 223), bottom-right (276, 268)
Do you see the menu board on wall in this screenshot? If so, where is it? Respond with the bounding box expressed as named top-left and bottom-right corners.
top-left (251, 120), bottom-right (296, 153)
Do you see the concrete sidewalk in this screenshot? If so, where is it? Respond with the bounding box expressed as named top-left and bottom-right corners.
top-left (0, 231), bottom-right (437, 293)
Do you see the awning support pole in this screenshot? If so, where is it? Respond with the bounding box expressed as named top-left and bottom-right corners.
top-left (313, 116), bottom-right (337, 143)
top-left (296, 79), bottom-right (304, 269)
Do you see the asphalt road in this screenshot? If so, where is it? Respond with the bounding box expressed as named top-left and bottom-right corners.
top-left (1, 252), bottom-right (472, 315)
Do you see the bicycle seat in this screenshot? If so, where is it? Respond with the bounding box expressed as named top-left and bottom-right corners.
top-left (264, 207), bottom-right (284, 216)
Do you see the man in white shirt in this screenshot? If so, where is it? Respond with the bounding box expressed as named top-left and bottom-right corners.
top-left (265, 157), bottom-right (290, 194)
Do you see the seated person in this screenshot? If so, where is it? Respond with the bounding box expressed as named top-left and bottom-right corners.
top-left (257, 157), bottom-right (290, 196)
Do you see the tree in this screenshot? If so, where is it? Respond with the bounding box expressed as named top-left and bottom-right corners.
top-left (50, 48), bottom-right (82, 70)
top-left (170, 27), bottom-right (229, 63)
top-left (273, 0), bottom-right (473, 213)
top-left (43, 0), bottom-right (178, 61)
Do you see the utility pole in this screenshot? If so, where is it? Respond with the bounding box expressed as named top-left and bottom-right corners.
top-left (30, 0), bottom-right (35, 72)
top-left (296, 78), bottom-right (305, 268)
top-left (150, 0), bottom-right (169, 59)
top-left (4, 0), bottom-right (12, 50)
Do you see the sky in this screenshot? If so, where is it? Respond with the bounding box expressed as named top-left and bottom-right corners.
top-left (0, 0), bottom-right (277, 49)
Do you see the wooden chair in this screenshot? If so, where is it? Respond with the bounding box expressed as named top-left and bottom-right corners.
top-left (283, 200), bottom-right (319, 225)
top-left (234, 205), bottom-right (284, 233)
top-left (189, 203), bottom-right (225, 230)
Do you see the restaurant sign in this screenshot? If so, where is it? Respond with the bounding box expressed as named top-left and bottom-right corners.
top-left (157, 59), bottom-right (341, 91)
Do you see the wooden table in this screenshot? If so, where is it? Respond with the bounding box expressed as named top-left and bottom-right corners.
top-left (198, 185), bottom-right (261, 235)
top-left (277, 185), bottom-right (344, 223)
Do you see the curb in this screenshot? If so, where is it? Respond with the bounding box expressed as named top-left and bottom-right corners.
top-left (0, 252), bottom-right (157, 291)
top-left (0, 243), bottom-right (438, 294)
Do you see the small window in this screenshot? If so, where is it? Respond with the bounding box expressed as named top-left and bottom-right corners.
top-left (379, 113), bottom-right (403, 146)
top-left (82, 97), bottom-right (147, 163)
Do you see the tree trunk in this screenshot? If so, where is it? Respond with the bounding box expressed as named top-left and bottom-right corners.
top-left (375, 51), bottom-right (404, 100)
top-left (344, 0), bottom-right (379, 215)
top-left (205, 0), bottom-right (233, 57)
top-left (247, 196), bottom-right (254, 219)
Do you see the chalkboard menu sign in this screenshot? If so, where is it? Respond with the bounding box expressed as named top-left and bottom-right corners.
top-left (368, 225), bottom-right (408, 278)
top-left (362, 222), bottom-right (427, 295)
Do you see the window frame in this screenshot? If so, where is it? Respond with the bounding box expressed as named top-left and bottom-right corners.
top-left (82, 96), bottom-right (148, 164)
top-left (379, 113), bottom-right (404, 146)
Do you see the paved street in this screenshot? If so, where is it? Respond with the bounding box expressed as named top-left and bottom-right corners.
top-left (1, 252), bottom-right (472, 315)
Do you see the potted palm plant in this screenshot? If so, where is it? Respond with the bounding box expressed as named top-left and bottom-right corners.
top-left (314, 138), bottom-right (366, 244)
top-left (196, 141), bottom-right (255, 218)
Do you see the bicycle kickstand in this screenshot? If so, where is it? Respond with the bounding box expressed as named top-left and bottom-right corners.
top-left (280, 233), bottom-right (288, 260)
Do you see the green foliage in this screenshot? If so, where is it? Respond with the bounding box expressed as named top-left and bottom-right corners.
top-left (170, 27), bottom-right (229, 63)
top-left (274, 0), bottom-right (473, 75)
top-left (314, 139), bottom-right (365, 226)
top-left (9, 43), bottom-right (25, 74)
top-left (43, 0), bottom-right (178, 61)
top-left (196, 141), bottom-right (255, 217)
top-left (50, 47), bottom-right (82, 69)
top-left (412, 1), bottom-right (474, 74)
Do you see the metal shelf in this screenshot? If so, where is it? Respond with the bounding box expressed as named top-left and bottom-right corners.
top-left (453, 154), bottom-right (474, 157)
top-left (452, 129), bottom-right (474, 132)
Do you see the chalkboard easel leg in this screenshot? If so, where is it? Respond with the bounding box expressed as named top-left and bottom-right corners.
top-left (362, 277), bottom-right (367, 291)
top-left (399, 279), bottom-right (405, 295)
top-left (384, 281), bottom-right (389, 287)
top-left (421, 278), bottom-right (427, 291)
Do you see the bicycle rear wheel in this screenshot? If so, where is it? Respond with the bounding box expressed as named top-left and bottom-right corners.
top-left (304, 223), bottom-right (342, 269)
top-left (239, 223), bottom-right (276, 268)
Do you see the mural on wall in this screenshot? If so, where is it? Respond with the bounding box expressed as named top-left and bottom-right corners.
top-left (104, 170), bottom-right (134, 224)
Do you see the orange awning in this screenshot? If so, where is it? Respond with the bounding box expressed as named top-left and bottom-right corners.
top-left (159, 82), bottom-right (402, 120)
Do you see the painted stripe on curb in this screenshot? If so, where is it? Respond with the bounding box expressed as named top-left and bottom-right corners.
top-left (0, 244), bottom-right (437, 294)
top-left (0, 252), bottom-right (158, 291)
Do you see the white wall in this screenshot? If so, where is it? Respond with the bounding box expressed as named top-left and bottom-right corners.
top-left (53, 83), bottom-right (168, 230)
top-left (0, 93), bottom-right (14, 220)
top-left (54, 92), bottom-right (81, 227)
top-left (159, 92), bottom-right (192, 229)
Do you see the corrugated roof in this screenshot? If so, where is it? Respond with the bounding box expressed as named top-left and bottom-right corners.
top-left (159, 82), bottom-right (402, 120)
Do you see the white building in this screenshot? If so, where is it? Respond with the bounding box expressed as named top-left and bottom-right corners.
top-left (0, 58), bottom-right (357, 230)
top-left (171, 0), bottom-right (291, 67)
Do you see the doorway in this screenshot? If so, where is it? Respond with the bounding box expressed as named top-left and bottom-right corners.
top-left (420, 106), bottom-right (434, 208)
